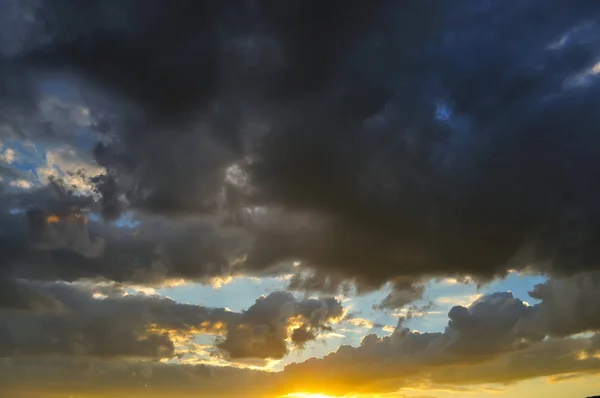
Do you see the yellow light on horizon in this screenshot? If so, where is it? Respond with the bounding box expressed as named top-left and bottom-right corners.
top-left (282, 394), bottom-right (335, 398)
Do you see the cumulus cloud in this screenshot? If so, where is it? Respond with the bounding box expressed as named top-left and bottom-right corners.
top-left (35, 147), bottom-right (105, 192)
top-left (0, 147), bottom-right (16, 164)
top-left (0, 280), bottom-right (343, 361)
top-left (281, 289), bottom-right (600, 396)
top-left (514, 272), bottom-right (600, 338)
top-left (217, 291), bottom-right (344, 359)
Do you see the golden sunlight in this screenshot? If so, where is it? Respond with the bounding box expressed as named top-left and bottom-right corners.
top-left (282, 394), bottom-right (335, 398)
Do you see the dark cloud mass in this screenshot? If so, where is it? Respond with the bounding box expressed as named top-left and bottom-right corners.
top-left (2, 0), bottom-right (600, 299)
top-left (0, 0), bottom-right (600, 295)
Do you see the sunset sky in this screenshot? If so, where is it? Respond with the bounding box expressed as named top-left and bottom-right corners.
top-left (1, 1), bottom-right (600, 397)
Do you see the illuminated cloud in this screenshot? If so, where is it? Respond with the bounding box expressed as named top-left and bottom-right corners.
top-left (281, 289), bottom-right (600, 396)
top-left (346, 317), bottom-right (375, 329)
top-left (0, 148), bottom-right (16, 164)
top-left (0, 278), bottom-right (599, 397)
top-left (217, 291), bottom-right (344, 360)
top-left (36, 147), bottom-right (106, 193)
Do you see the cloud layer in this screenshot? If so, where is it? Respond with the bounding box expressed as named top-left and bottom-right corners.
top-left (282, 278), bottom-right (600, 395)
top-left (1, 280), bottom-right (600, 397)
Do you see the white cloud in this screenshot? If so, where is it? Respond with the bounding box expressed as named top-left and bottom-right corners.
top-left (10, 179), bottom-right (32, 189)
top-left (393, 307), bottom-right (443, 319)
top-left (382, 325), bottom-right (395, 333)
top-left (346, 317), bottom-right (375, 329)
top-left (0, 148), bottom-right (16, 164)
top-left (36, 147), bottom-right (105, 192)
top-left (442, 276), bottom-right (475, 285)
top-left (436, 294), bottom-right (483, 307)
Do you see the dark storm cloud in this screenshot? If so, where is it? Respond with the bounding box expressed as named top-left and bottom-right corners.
top-left (2, 0), bottom-right (600, 294)
top-left (0, 280), bottom-right (343, 360)
top-left (243, 1), bottom-right (600, 288)
top-left (240, 0), bottom-right (600, 289)
top-left (0, 0), bottom-right (384, 219)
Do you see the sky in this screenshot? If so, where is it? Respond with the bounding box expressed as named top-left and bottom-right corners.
top-left (1, 1), bottom-right (600, 397)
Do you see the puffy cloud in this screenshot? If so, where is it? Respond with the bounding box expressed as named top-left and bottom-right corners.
top-left (514, 272), bottom-right (600, 338)
top-left (9, 179), bottom-right (32, 189)
top-left (217, 291), bottom-right (344, 359)
top-left (0, 280), bottom-right (343, 361)
top-left (0, 147), bottom-right (16, 164)
top-left (35, 147), bottom-right (105, 192)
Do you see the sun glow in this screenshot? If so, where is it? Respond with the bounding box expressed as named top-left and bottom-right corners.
top-left (283, 394), bottom-right (335, 398)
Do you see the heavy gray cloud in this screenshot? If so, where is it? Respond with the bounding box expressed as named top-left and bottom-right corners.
top-left (0, 0), bottom-right (599, 297)
top-left (0, 204), bottom-right (239, 284)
